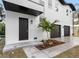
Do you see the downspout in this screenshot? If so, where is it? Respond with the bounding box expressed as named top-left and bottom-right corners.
top-left (73, 12), bottom-right (75, 36)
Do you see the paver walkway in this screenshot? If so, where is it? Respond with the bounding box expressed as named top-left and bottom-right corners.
top-left (54, 46), bottom-right (79, 58)
top-left (23, 37), bottom-right (79, 58)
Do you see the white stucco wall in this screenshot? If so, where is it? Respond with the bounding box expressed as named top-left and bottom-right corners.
top-left (5, 10), bottom-right (43, 45)
top-left (43, 0), bottom-right (73, 38)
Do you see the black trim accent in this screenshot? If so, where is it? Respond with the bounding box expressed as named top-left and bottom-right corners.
top-left (59, 0), bottom-right (76, 11)
top-left (3, 1), bottom-right (43, 16)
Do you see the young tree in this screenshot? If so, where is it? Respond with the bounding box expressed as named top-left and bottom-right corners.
top-left (38, 18), bottom-right (58, 39)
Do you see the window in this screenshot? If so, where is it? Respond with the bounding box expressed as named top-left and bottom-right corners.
top-left (48, 0), bottom-right (52, 8)
top-left (66, 13), bottom-right (68, 16)
top-left (39, 0), bottom-right (44, 6)
top-left (29, 0), bottom-right (39, 3)
top-left (70, 10), bottom-right (72, 13)
top-left (66, 9), bottom-right (68, 12)
top-left (66, 9), bottom-right (68, 16)
top-left (55, 2), bottom-right (59, 12)
top-left (29, 0), bottom-right (44, 6)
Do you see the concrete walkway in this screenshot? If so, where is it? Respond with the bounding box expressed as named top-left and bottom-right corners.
top-left (23, 46), bottom-right (49, 58)
top-left (23, 37), bottom-right (79, 58)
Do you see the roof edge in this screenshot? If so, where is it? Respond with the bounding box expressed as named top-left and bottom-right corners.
top-left (58, 0), bottom-right (76, 11)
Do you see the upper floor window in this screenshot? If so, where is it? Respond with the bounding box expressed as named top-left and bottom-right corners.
top-left (70, 10), bottom-right (71, 13)
top-left (66, 9), bottom-right (69, 16)
top-left (28, 0), bottom-right (44, 6)
top-left (48, 0), bottom-right (52, 8)
top-left (39, 0), bottom-right (44, 6)
top-left (66, 9), bottom-right (68, 12)
top-left (55, 2), bottom-right (59, 12)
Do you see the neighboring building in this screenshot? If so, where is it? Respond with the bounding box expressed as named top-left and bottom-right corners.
top-left (2, 0), bottom-right (76, 51)
top-left (73, 11), bottom-right (79, 37)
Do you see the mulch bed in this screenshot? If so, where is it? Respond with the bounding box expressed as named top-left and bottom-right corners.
top-left (36, 40), bottom-right (65, 50)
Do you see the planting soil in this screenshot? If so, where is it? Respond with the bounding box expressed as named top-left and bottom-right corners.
top-left (36, 40), bottom-right (65, 50)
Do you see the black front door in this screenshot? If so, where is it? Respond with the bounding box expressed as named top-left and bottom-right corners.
top-left (64, 26), bottom-right (70, 36)
top-left (51, 25), bottom-right (61, 38)
top-left (19, 17), bottom-right (28, 40)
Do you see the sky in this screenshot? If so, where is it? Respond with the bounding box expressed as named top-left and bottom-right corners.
top-left (65, 0), bottom-right (79, 9)
top-left (65, 0), bottom-right (79, 4)
top-left (0, 0), bottom-right (4, 7)
top-left (0, 0), bottom-right (2, 4)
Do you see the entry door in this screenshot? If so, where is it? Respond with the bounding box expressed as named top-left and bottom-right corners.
top-left (50, 25), bottom-right (61, 38)
top-left (19, 17), bottom-right (28, 40)
top-left (64, 26), bottom-right (70, 36)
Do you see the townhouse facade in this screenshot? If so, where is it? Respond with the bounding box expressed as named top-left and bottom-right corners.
top-left (2, 0), bottom-right (76, 51)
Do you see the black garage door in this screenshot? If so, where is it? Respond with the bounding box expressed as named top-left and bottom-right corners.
top-left (19, 17), bottom-right (28, 40)
top-left (50, 25), bottom-right (61, 38)
top-left (64, 26), bottom-right (70, 36)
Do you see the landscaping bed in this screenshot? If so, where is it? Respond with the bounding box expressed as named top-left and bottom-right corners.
top-left (36, 40), bottom-right (65, 50)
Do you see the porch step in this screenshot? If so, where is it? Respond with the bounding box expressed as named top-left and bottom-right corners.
top-left (3, 41), bottom-right (43, 52)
